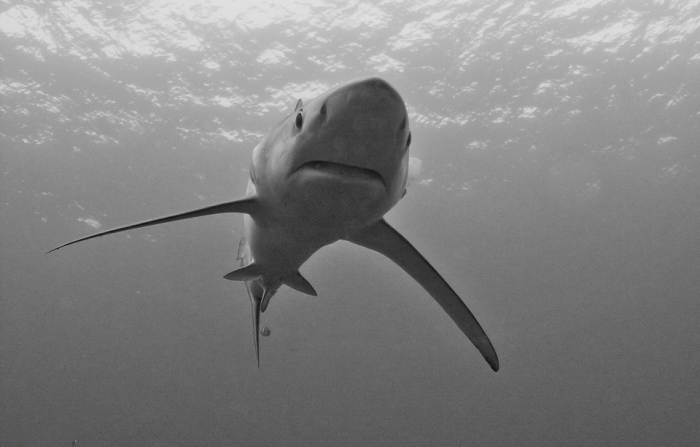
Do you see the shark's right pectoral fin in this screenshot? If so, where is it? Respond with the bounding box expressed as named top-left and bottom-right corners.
top-left (346, 219), bottom-right (499, 372)
top-left (47, 196), bottom-right (260, 253)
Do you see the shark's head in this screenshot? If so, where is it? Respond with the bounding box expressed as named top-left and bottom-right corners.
top-left (252, 77), bottom-right (411, 231)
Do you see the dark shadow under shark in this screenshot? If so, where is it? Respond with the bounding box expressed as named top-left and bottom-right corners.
top-left (48, 77), bottom-right (499, 372)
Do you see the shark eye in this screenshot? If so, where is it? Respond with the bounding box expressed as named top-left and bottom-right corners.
top-left (406, 132), bottom-right (411, 148)
top-left (295, 111), bottom-right (303, 129)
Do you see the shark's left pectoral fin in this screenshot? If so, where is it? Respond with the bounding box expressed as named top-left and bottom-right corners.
top-left (47, 196), bottom-right (259, 253)
top-left (346, 219), bottom-right (499, 372)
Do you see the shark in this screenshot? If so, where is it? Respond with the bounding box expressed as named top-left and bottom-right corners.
top-left (48, 77), bottom-right (499, 372)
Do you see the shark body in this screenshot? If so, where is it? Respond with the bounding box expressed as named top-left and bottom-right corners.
top-left (48, 77), bottom-right (499, 371)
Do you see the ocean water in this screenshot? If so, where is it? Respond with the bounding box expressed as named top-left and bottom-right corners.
top-left (1, 1), bottom-right (699, 445)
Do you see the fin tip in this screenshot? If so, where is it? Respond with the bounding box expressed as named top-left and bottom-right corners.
top-left (487, 354), bottom-right (499, 372)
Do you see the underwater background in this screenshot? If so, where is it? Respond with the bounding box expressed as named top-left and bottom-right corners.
top-left (1, 0), bottom-right (699, 445)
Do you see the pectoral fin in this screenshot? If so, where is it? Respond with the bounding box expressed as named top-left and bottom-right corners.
top-left (47, 196), bottom-right (259, 253)
top-left (346, 219), bottom-right (499, 372)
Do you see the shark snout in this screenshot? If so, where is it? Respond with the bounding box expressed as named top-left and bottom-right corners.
top-left (345, 78), bottom-right (399, 109)
top-left (290, 77), bottom-right (409, 193)
top-left (352, 113), bottom-right (391, 140)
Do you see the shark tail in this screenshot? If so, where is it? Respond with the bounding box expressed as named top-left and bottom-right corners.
top-left (249, 282), bottom-right (262, 369)
top-left (237, 236), bottom-right (263, 367)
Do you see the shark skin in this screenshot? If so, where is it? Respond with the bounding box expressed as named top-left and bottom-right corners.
top-left (48, 77), bottom-right (499, 372)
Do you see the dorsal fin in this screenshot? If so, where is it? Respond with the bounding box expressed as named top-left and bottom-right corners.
top-left (294, 98), bottom-right (303, 112)
top-left (236, 237), bottom-right (248, 262)
top-left (249, 285), bottom-right (262, 368)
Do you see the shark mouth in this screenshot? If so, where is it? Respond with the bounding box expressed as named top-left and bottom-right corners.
top-left (297, 161), bottom-right (384, 186)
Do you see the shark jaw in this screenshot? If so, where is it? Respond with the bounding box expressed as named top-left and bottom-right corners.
top-left (294, 161), bottom-right (385, 188)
